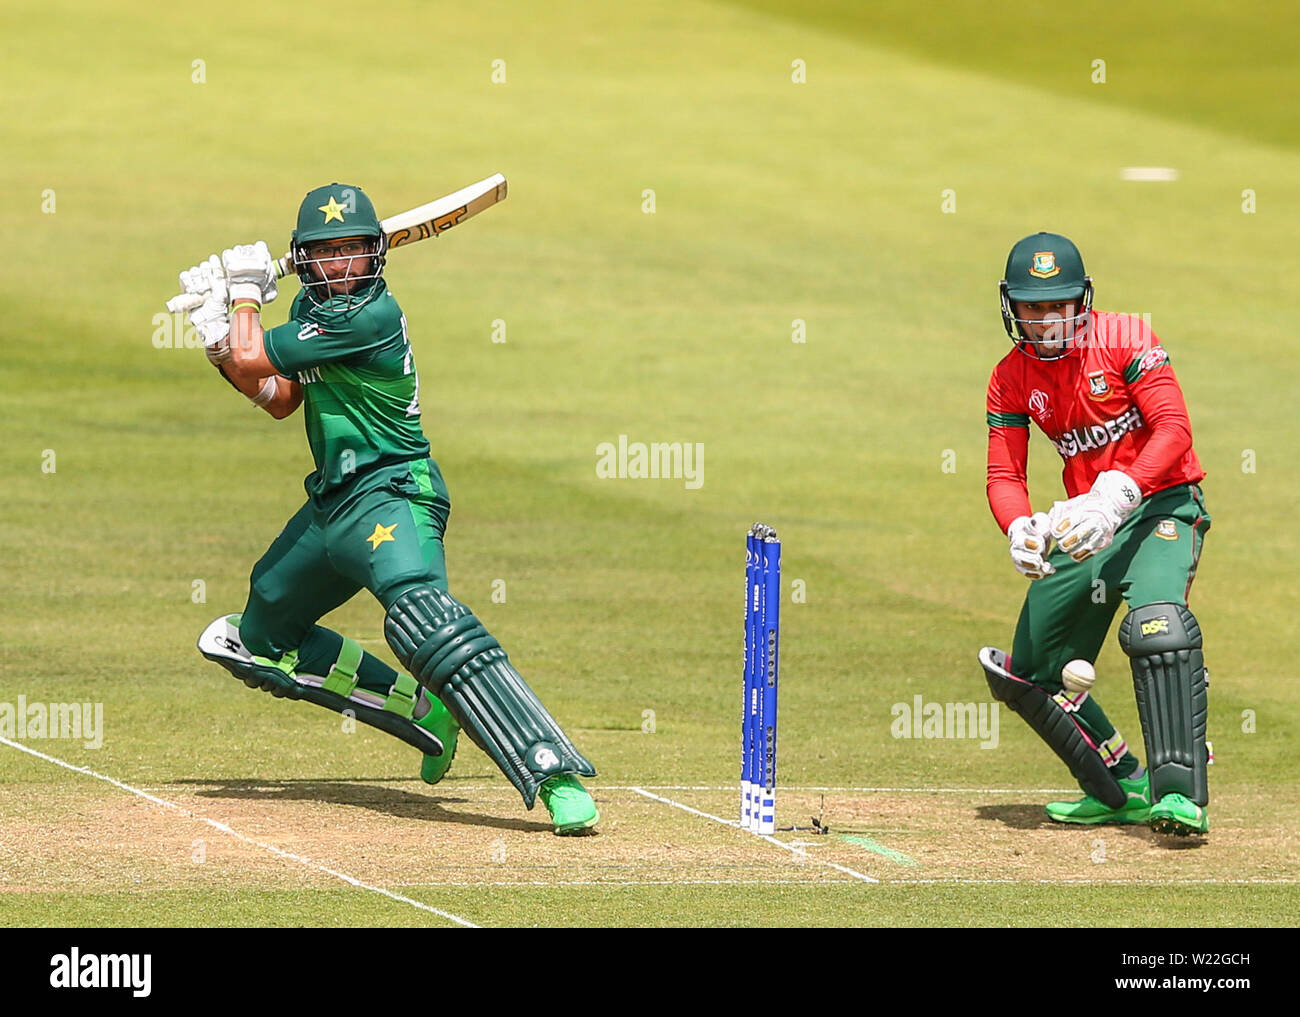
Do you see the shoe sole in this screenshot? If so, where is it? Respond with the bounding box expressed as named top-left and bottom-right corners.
top-left (1149, 814), bottom-right (1209, 836)
top-left (553, 811), bottom-right (600, 836)
top-left (1046, 810), bottom-right (1149, 826)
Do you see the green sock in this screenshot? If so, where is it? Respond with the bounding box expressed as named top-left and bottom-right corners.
top-left (294, 625), bottom-right (401, 695)
top-left (1112, 753), bottom-right (1140, 780)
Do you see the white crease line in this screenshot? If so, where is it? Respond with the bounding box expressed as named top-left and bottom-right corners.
top-left (889, 878), bottom-right (1300, 886)
top-left (628, 786), bottom-right (879, 884)
top-left (398, 877), bottom-right (1300, 887)
top-left (403, 879), bottom-right (856, 887)
top-left (121, 784), bottom-right (1079, 795)
top-left (0, 737), bottom-right (479, 929)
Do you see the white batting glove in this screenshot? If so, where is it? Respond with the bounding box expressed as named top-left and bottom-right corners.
top-left (1007, 512), bottom-right (1056, 579)
top-left (187, 256), bottom-right (231, 364)
top-left (166, 254), bottom-right (222, 313)
top-left (1048, 471), bottom-right (1141, 562)
top-left (222, 241), bottom-right (278, 306)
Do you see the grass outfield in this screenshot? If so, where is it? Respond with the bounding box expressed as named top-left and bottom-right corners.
top-left (2, 0), bottom-right (1298, 927)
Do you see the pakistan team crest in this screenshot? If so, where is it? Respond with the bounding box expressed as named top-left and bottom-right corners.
top-left (1029, 251), bottom-right (1060, 278)
top-left (318, 196), bottom-right (348, 223)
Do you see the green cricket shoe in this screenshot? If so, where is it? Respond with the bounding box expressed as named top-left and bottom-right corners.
top-left (1045, 772), bottom-right (1151, 825)
top-left (414, 692), bottom-right (460, 785)
top-left (538, 774), bottom-right (599, 836)
top-left (1149, 793), bottom-right (1209, 836)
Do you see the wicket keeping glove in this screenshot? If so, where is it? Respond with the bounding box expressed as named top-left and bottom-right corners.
top-left (222, 241), bottom-right (279, 306)
top-left (1007, 512), bottom-right (1055, 579)
top-left (1049, 471), bottom-right (1142, 562)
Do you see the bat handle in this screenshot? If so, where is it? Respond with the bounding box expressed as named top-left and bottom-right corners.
top-left (275, 252), bottom-right (294, 279)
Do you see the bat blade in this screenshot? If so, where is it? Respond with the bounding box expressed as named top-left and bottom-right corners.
top-left (384, 173), bottom-right (507, 248)
top-left (275, 173), bottom-right (507, 278)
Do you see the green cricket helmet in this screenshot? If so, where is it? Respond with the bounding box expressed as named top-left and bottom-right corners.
top-left (999, 231), bottom-right (1093, 360)
top-left (290, 183), bottom-right (387, 309)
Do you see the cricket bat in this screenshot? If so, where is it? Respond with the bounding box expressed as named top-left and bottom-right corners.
top-left (166, 174), bottom-right (507, 314)
top-left (274, 172), bottom-right (508, 278)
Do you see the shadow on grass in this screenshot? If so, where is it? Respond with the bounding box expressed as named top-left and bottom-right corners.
top-left (975, 803), bottom-right (1052, 829)
top-left (974, 803), bottom-right (1207, 848)
top-left (171, 777), bottom-right (553, 833)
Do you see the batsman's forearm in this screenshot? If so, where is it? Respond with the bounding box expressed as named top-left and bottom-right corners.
top-left (221, 307), bottom-right (296, 416)
top-left (219, 358), bottom-right (268, 400)
top-left (218, 363), bottom-right (298, 418)
top-left (227, 306), bottom-right (278, 384)
top-left (226, 366), bottom-right (269, 404)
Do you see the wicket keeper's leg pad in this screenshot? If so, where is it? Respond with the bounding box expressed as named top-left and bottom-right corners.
top-left (384, 587), bottom-right (596, 808)
top-left (197, 615), bottom-right (443, 756)
top-left (1119, 603), bottom-right (1208, 806)
top-left (979, 647), bottom-right (1126, 810)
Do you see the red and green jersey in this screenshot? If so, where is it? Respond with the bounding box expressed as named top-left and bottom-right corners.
top-left (985, 311), bottom-right (1205, 533)
top-left (263, 281), bottom-right (430, 499)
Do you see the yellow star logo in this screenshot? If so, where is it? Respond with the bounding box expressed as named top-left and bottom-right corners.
top-left (318, 196), bottom-right (347, 224)
top-left (366, 522), bottom-right (398, 550)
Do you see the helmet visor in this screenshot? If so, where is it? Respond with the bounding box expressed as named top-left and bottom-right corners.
top-left (296, 236), bottom-right (385, 307)
top-left (1000, 279), bottom-right (1093, 361)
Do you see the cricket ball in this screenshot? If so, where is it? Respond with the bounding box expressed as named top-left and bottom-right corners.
top-left (1061, 659), bottom-right (1096, 693)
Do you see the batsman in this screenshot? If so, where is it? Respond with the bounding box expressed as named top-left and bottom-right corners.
top-left (980, 232), bottom-right (1211, 837)
top-left (171, 183), bottom-right (600, 834)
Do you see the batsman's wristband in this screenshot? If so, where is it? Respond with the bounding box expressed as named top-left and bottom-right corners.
top-left (228, 281), bottom-right (264, 305)
top-left (250, 376), bottom-right (277, 408)
top-left (231, 298), bottom-right (261, 313)
top-left (205, 337), bottom-right (232, 364)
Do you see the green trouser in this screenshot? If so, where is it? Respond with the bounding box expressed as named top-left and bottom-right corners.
top-left (238, 457), bottom-right (452, 695)
top-left (1009, 483), bottom-right (1211, 778)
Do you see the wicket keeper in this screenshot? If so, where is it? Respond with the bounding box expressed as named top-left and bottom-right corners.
top-left (980, 232), bottom-right (1211, 837)
top-left (174, 183), bottom-right (600, 834)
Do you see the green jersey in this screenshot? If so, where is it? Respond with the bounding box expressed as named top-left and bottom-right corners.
top-left (263, 281), bottom-right (429, 499)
